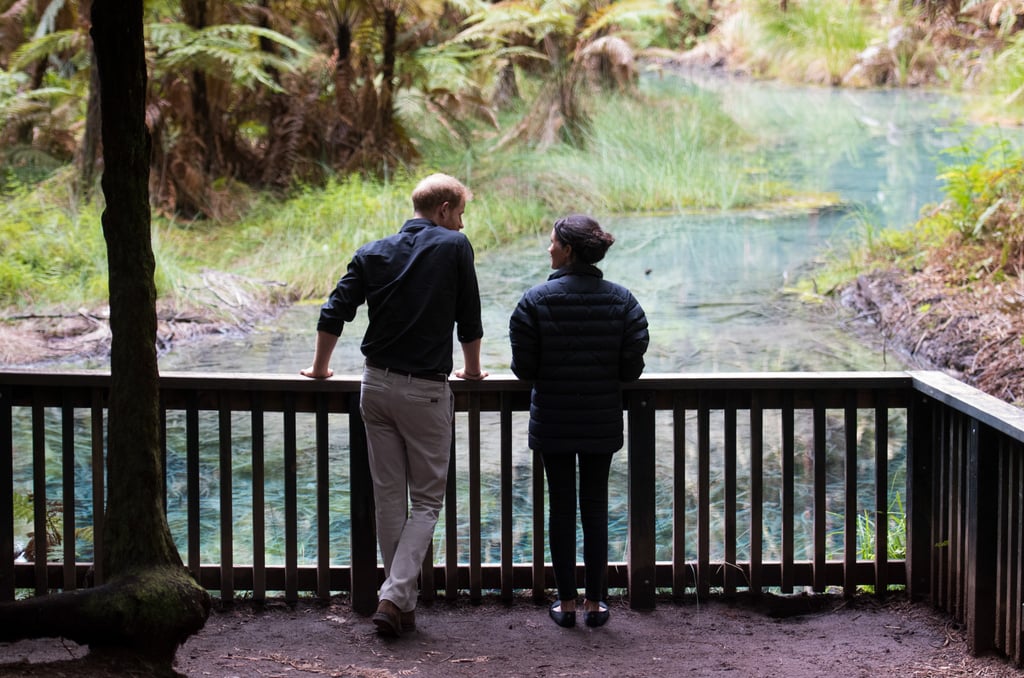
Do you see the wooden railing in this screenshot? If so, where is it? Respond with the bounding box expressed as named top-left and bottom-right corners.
top-left (2, 369), bottom-right (1023, 664)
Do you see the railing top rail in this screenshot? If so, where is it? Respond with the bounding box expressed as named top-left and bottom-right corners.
top-left (910, 370), bottom-right (1024, 444)
top-left (0, 369), bottom-right (919, 413)
top-left (630, 371), bottom-right (914, 390)
top-left (0, 369), bottom-right (915, 390)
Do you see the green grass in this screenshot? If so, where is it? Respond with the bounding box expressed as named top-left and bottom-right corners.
top-left (0, 169), bottom-right (108, 309)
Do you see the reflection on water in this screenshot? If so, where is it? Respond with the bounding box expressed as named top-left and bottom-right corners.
top-left (16, 74), bottom-right (964, 569)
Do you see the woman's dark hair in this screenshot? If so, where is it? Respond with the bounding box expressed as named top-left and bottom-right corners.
top-left (553, 214), bottom-right (615, 265)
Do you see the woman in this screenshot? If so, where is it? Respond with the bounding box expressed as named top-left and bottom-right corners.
top-left (509, 214), bottom-right (649, 628)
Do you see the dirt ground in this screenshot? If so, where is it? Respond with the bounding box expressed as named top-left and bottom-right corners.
top-left (0, 592), bottom-right (1020, 678)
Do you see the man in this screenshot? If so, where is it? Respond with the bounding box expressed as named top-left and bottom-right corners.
top-left (301, 173), bottom-right (488, 636)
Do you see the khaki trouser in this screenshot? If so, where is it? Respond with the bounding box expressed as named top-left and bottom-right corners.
top-left (360, 364), bottom-right (453, 613)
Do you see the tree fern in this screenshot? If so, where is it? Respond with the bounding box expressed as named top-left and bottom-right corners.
top-left (148, 23), bottom-right (313, 94)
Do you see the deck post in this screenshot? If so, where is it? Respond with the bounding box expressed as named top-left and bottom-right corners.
top-left (349, 395), bottom-right (378, 616)
top-left (627, 389), bottom-right (657, 609)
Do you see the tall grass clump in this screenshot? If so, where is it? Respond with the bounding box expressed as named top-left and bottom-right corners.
top-left (0, 175), bottom-right (108, 310)
top-left (543, 86), bottom-right (782, 212)
top-left (432, 79), bottom-right (804, 222)
top-left (725, 0), bottom-right (877, 85)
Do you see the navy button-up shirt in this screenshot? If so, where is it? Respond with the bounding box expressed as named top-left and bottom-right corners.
top-left (316, 217), bottom-right (484, 375)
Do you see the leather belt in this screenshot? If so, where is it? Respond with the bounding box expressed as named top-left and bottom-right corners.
top-left (365, 359), bottom-right (448, 382)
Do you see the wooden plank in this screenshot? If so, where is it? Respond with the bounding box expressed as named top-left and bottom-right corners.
top-left (315, 393), bottom-right (330, 601)
top-left (469, 392), bottom-right (482, 602)
top-left (348, 394), bottom-right (377, 616)
top-left (724, 397), bottom-right (737, 596)
top-left (283, 393), bottom-right (298, 604)
top-left (966, 419), bottom-right (997, 654)
top-left (843, 391), bottom-right (857, 597)
top-left (781, 391), bottom-right (795, 594)
top-left (499, 393), bottom-right (513, 602)
top-left (935, 407), bottom-right (950, 609)
top-left (186, 391), bottom-right (201, 578)
top-left (0, 384), bottom-right (14, 600)
top-left (32, 395), bottom-right (46, 597)
top-left (994, 440), bottom-right (1009, 652)
top-left (159, 395), bottom-right (167, 518)
top-left (749, 392), bottom-right (764, 594)
top-left (874, 397), bottom-right (889, 595)
top-left (909, 393), bottom-right (933, 602)
top-left (813, 391), bottom-right (826, 593)
top-left (90, 390), bottom-right (105, 586)
top-left (672, 393), bottom-right (687, 596)
top-left (951, 412), bottom-right (964, 617)
top-left (251, 392), bottom-right (266, 603)
top-left (697, 392), bottom-right (710, 599)
top-left (1011, 447), bottom-right (1023, 663)
top-left (430, 435), bottom-right (453, 603)
top-left (61, 394), bottom-right (76, 591)
top-left (219, 399), bottom-right (234, 602)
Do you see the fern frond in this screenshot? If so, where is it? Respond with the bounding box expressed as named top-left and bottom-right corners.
top-left (0, 86), bottom-right (74, 133)
top-left (10, 29), bottom-right (87, 71)
top-left (441, 0), bottom-right (490, 16)
top-left (578, 0), bottom-right (673, 42)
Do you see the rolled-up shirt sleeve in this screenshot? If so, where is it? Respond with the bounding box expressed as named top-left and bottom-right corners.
top-left (316, 258), bottom-right (366, 336)
top-left (454, 239), bottom-right (484, 344)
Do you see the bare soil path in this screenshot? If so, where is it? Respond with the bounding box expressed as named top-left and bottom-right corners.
top-left (0, 593), bottom-right (1019, 677)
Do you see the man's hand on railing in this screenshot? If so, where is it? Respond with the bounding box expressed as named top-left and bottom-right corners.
top-left (300, 366), bottom-right (334, 379)
top-left (454, 367), bottom-right (488, 380)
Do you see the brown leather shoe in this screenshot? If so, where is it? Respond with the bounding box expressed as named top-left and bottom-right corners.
top-left (400, 609), bottom-right (416, 632)
top-left (372, 599), bottom-right (401, 636)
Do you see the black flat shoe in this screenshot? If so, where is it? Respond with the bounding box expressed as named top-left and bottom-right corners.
top-left (583, 601), bottom-right (610, 628)
top-left (549, 600), bottom-right (576, 628)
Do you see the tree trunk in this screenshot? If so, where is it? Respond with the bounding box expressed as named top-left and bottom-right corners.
top-left (94, 0), bottom-right (181, 576)
top-left (378, 6), bottom-right (397, 144)
top-left (77, 36), bottom-right (102, 200)
top-left (0, 0), bottom-right (210, 669)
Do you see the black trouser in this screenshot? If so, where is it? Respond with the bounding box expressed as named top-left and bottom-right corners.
top-left (541, 451), bottom-right (614, 604)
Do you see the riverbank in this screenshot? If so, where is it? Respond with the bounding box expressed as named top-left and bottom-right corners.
top-left (0, 270), bottom-right (290, 368)
top-left (839, 264), bottom-right (1024, 407)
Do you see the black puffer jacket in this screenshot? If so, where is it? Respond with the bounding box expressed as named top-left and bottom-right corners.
top-left (509, 263), bottom-right (649, 455)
